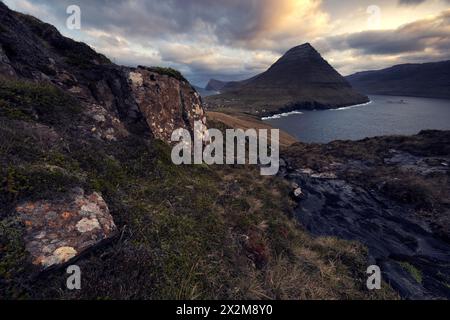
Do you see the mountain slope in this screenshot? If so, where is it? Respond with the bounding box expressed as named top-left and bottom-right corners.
top-left (346, 61), bottom-right (450, 99)
top-left (205, 79), bottom-right (228, 92)
top-left (205, 44), bottom-right (369, 116)
top-left (0, 1), bottom-right (206, 142)
top-left (193, 85), bottom-right (218, 97)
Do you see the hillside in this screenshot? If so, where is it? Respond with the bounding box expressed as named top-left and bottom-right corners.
top-left (346, 61), bottom-right (450, 99)
top-left (205, 44), bottom-right (369, 116)
top-left (2, 1), bottom-right (449, 300)
top-left (0, 2), bottom-right (395, 300)
top-left (205, 79), bottom-right (228, 92)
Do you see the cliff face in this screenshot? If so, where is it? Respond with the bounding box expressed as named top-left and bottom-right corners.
top-left (0, 1), bottom-right (205, 143)
top-left (205, 44), bottom-right (369, 116)
top-left (127, 67), bottom-right (206, 142)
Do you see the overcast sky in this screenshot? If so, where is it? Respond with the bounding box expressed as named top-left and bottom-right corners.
top-left (3, 0), bottom-right (450, 86)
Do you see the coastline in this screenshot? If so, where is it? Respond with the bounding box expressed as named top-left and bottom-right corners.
top-left (261, 100), bottom-right (373, 120)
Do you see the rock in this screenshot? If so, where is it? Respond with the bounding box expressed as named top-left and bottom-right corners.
top-left (15, 189), bottom-right (117, 270)
top-left (298, 168), bottom-right (314, 175)
top-left (290, 182), bottom-right (304, 200)
top-left (310, 172), bottom-right (337, 179)
top-left (384, 150), bottom-right (450, 175)
top-left (92, 114), bottom-right (106, 123)
top-left (0, 2), bottom-right (206, 145)
top-left (127, 67), bottom-right (207, 143)
top-left (289, 171), bottom-right (450, 299)
top-left (0, 44), bottom-right (15, 77)
top-left (297, 168), bottom-right (337, 180)
top-left (293, 187), bottom-right (303, 199)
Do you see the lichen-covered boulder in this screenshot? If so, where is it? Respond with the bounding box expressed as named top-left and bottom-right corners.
top-left (15, 189), bottom-right (117, 270)
top-left (127, 67), bottom-right (207, 143)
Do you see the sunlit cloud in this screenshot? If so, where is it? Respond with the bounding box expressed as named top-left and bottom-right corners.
top-left (3, 0), bottom-right (449, 85)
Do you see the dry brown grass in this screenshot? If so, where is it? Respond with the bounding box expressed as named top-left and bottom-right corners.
top-left (207, 111), bottom-right (298, 148)
top-left (212, 164), bottom-right (399, 300)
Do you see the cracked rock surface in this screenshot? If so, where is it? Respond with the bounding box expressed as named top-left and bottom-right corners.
top-left (16, 189), bottom-right (117, 270)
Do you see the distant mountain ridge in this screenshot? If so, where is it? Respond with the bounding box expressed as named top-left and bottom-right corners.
top-left (192, 85), bottom-right (218, 97)
top-left (205, 43), bottom-right (369, 116)
top-left (205, 79), bottom-right (228, 92)
top-left (346, 61), bottom-right (450, 99)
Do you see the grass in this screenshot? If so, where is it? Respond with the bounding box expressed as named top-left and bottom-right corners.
top-left (142, 67), bottom-right (188, 82)
top-left (0, 80), bottom-right (400, 300)
top-left (399, 261), bottom-right (423, 284)
top-left (0, 127), bottom-right (398, 299)
top-left (0, 79), bottom-right (81, 125)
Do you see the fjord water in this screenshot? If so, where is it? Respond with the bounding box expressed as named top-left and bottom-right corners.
top-left (264, 95), bottom-right (450, 143)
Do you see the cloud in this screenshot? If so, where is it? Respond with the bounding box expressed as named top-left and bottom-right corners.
top-left (315, 9), bottom-right (450, 74)
top-left (398, 0), bottom-right (450, 5)
top-left (4, 0), bottom-right (333, 84)
top-left (399, 0), bottom-right (427, 5)
top-left (321, 9), bottom-right (450, 55)
top-left (3, 0), bottom-right (450, 84)
top-left (8, 0), bottom-right (328, 50)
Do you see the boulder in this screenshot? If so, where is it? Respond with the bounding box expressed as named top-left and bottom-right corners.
top-left (292, 187), bottom-right (304, 200)
top-left (127, 67), bottom-right (207, 143)
top-left (15, 189), bottom-right (117, 270)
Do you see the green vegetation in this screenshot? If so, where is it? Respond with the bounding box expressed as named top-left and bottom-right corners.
top-left (0, 79), bottom-right (81, 125)
top-left (399, 261), bottom-right (423, 284)
top-left (64, 51), bottom-right (101, 69)
top-left (147, 67), bottom-right (188, 82)
top-left (0, 81), bottom-right (399, 300)
top-left (0, 217), bottom-right (31, 299)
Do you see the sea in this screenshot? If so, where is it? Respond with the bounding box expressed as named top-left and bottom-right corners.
top-left (263, 95), bottom-right (450, 143)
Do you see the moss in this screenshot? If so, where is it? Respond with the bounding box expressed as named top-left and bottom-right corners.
top-left (0, 79), bottom-right (81, 125)
top-left (0, 121), bottom-right (41, 162)
top-left (64, 52), bottom-right (97, 69)
top-left (399, 261), bottom-right (423, 284)
top-left (0, 100), bottom-right (32, 121)
top-left (145, 67), bottom-right (188, 82)
top-left (0, 217), bottom-right (31, 299)
top-left (3, 165), bottom-right (82, 203)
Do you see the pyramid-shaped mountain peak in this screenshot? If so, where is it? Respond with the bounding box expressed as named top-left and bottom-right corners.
top-left (206, 44), bottom-right (369, 115)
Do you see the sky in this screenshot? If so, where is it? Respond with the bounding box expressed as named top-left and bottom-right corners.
top-left (3, 0), bottom-right (450, 86)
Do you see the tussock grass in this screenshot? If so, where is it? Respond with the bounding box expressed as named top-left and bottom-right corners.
top-left (0, 82), bottom-right (399, 300)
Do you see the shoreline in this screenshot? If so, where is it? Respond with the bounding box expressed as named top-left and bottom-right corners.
top-left (261, 100), bottom-right (373, 120)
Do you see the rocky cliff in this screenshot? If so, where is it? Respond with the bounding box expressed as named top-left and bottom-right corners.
top-left (0, 1), bottom-right (206, 143)
top-left (0, 2), bottom-right (207, 275)
top-left (205, 44), bottom-right (369, 116)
